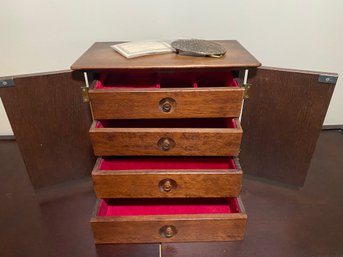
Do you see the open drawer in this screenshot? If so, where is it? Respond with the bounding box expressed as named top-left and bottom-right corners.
top-left (92, 156), bottom-right (242, 198)
top-left (91, 197), bottom-right (247, 244)
top-left (89, 118), bottom-right (242, 156)
top-left (88, 70), bottom-right (244, 120)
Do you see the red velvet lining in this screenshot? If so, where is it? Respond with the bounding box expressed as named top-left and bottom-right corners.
top-left (97, 198), bottom-right (240, 216)
top-left (98, 71), bottom-right (158, 89)
top-left (99, 156), bottom-right (236, 170)
top-left (159, 71), bottom-right (194, 88)
top-left (95, 70), bottom-right (238, 89)
top-left (95, 118), bottom-right (236, 129)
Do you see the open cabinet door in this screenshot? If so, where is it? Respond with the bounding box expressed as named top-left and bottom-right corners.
top-left (240, 67), bottom-right (337, 186)
top-left (0, 71), bottom-right (95, 189)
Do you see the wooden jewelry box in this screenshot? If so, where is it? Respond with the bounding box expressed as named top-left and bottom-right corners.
top-left (71, 40), bottom-right (261, 244)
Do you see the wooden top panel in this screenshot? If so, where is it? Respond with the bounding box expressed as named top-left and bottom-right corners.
top-left (71, 41), bottom-right (261, 70)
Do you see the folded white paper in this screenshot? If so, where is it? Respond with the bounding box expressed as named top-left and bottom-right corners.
top-left (110, 41), bottom-right (174, 58)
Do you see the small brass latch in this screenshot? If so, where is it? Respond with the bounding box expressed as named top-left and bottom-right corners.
top-left (81, 86), bottom-right (89, 102)
top-left (159, 225), bottom-right (177, 238)
top-left (162, 102), bottom-right (172, 112)
top-left (159, 178), bottom-right (177, 193)
top-left (0, 79), bottom-right (14, 87)
top-left (243, 83), bottom-right (252, 99)
top-left (318, 74), bottom-right (338, 84)
top-left (159, 97), bottom-right (176, 113)
top-left (158, 137), bottom-right (176, 151)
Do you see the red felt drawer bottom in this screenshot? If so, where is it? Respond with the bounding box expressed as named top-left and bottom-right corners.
top-left (95, 70), bottom-right (238, 89)
top-left (95, 117), bottom-right (237, 129)
top-left (98, 156), bottom-right (236, 171)
top-left (97, 198), bottom-right (241, 217)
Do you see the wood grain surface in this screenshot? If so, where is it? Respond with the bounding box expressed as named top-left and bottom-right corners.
top-left (240, 67), bottom-right (337, 186)
top-left (71, 41), bottom-right (261, 70)
top-left (89, 86), bottom-right (244, 120)
top-left (0, 71), bottom-right (95, 188)
top-left (89, 118), bottom-right (242, 156)
top-left (92, 157), bottom-right (242, 198)
top-left (91, 200), bottom-right (247, 244)
top-left (2, 132), bottom-right (343, 256)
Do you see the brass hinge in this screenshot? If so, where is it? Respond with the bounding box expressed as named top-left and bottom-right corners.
top-left (81, 86), bottom-right (89, 102)
top-left (318, 74), bottom-right (338, 84)
top-left (243, 83), bottom-right (252, 99)
top-left (0, 78), bottom-right (14, 88)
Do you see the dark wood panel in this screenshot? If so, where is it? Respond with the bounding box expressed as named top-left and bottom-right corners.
top-left (240, 67), bottom-right (336, 186)
top-left (71, 41), bottom-right (261, 70)
top-left (0, 71), bottom-right (95, 188)
top-left (89, 87), bottom-right (244, 119)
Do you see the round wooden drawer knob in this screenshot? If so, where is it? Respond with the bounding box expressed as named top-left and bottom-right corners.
top-left (159, 225), bottom-right (177, 238)
top-left (159, 178), bottom-right (177, 193)
top-left (158, 137), bottom-right (175, 151)
top-left (159, 98), bottom-right (176, 113)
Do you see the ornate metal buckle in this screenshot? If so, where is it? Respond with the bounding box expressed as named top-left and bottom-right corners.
top-left (171, 39), bottom-right (227, 58)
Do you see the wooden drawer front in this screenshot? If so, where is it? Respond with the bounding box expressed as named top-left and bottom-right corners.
top-left (89, 118), bottom-right (242, 156)
top-left (92, 157), bottom-right (242, 198)
top-left (91, 198), bottom-right (247, 244)
top-left (89, 70), bottom-right (243, 120)
top-left (89, 88), bottom-right (244, 120)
